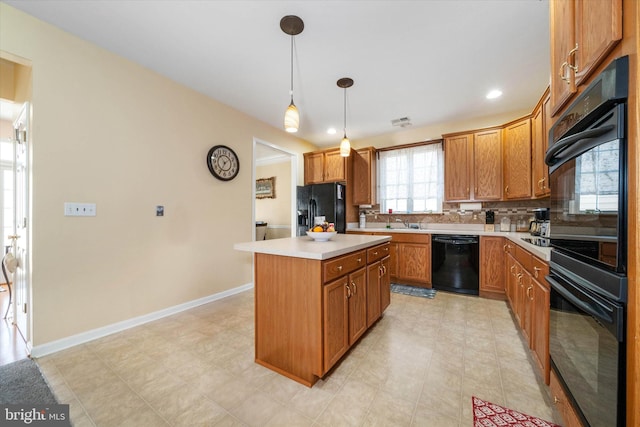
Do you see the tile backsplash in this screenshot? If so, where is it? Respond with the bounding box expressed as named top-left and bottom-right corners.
top-left (360, 198), bottom-right (550, 228)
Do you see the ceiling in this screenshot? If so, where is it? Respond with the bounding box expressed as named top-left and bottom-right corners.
top-left (3, 0), bottom-right (550, 147)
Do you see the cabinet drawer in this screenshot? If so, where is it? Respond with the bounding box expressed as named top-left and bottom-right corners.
top-left (367, 243), bottom-right (390, 263)
top-left (515, 245), bottom-right (533, 272)
top-left (531, 256), bottom-right (549, 283)
top-left (324, 250), bottom-right (366, 283)
top-left (386, 233), bottom-right (431, 244)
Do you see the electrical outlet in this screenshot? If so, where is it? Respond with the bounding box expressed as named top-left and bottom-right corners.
top-left (64, 202), bottom-right (97, 217)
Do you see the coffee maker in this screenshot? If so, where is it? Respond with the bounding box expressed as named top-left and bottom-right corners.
top-left (529, 208), bottom-right (550, 237)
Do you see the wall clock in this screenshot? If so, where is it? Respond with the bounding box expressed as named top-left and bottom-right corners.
top-left (207, 145), bottom-right (239, 181)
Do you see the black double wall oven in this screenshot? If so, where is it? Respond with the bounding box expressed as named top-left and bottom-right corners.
top-left (545, 55), bottom-right (628, 427)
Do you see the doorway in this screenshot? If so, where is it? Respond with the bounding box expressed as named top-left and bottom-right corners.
top-left (0, 100), bottom-right (30, 365)
top-left (253, 139), bottom-right (297, 241)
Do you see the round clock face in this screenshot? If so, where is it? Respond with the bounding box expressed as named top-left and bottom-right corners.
top-left (207, 145), bottom-right (239, 181)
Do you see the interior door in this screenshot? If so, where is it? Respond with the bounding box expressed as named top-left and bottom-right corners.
top-left (12, 103), bottom-right (29, 344)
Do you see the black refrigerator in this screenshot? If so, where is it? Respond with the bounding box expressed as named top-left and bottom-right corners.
top-left (296, 183), bottom-right (346, 236)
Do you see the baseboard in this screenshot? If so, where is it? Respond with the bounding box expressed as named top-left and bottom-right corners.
top-left (30, 282), bottom-right (254, 358)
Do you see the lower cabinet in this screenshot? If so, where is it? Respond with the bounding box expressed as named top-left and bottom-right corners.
top-left (504, 241), bottom-right (551, 385)
top-left (380, 256), bottom-right (391, 312)
top-left (550, 369), bottom-right (584, 427)
top-left (389, 233), bottom-right (431, 287)
top-left (323, 243), bottom-right (390, 373)
top-left (479, 236), bottom-right (506, 298)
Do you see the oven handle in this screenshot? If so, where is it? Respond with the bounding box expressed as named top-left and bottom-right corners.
top-left (545, 125), bottom-right (614, 166)
top-left (546, 274), bottom-right (613, 324)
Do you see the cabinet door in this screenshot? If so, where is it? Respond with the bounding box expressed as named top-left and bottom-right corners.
top-left (479, 237), bottom-right (505, 295)
top-left (380, 256), bottom-right (391, 313)
top-left (388, 242), bottom-right (398, 281)
top-left (348, 267), bottom-right (367, 344)
top-left (353, 148), bottom-right (376, 206)
top-left (519, 269), bottom-right (533, 347)
top-left (574, 0), bottom-right (622, 86)
top-left (366, 262), bottom-right (381, 327)
top-left (532, 102), bottom-right (547, 198)
top-left (324, 149), bottom-right (347, 182)
top-left (323, 277), bottom-right (349, 372)
top-left (304, 152), bottom-right (325, 185)
top-left (504, 119), bottom-right (532, 199)
top-left (532, 276), bottom-right (550, 384)
top-left (473, 130), bottom-right (502, 200)
top-left (550, 0), bottom-right (576, 116)
top-left (444, 134), bottom-right (472, 201)
top-left (398, 243), bottom-right (431, 286)
top-left (505, 252), bottom-right (518, 313)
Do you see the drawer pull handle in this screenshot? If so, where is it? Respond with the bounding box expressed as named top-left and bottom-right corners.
top-left (357, 258), bottom-right (362, 263)
top-left (337, 265), bottom-right (343, 271)
top-left (373, 251), bottom-right (378, 255)
top-left (533, 266), bottom-right (541, 278)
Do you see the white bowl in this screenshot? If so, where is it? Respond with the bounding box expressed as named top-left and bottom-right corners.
top-left (306, 231), bottom-right (337, 241)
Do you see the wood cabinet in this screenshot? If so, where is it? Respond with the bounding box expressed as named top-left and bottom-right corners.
top-left (473, 129), bottom-right (503, 200)
top-left (504, 241), bottom-right (551, 385)
top-left (304, 148), bottom-right (349, 185)
top-left (479, 236), bottom-right (506, 298)
top-left (366, 243), bottom-right (391, 327)
top-left (444, 133), bottom-right (472, 201)
top-left (253, 239), bottom-right (391, 387)
top-left (531, 257), bottom-right (550, 384)
top-left (550, 369), bottom-right (584, 427)
top-left (532, 90), bottom-right (551, 198)
top-left (391, 233), bottom-right (431, 288)
top-left (550, 0), bottom-right (622, 116)
top-left (352, 147), bottom-right (376, 206)
top-left (348, 231), bottom-right (431, 288)
top-left (444, 129), bottom-right (502, 201)
top-left (503, 118), bottom-right (532, 199)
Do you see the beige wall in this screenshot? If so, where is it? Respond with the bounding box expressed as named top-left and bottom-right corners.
top-left (255, 160), bottom-right (292, 239)
top-left (0, 4), bottom-right (316, 347)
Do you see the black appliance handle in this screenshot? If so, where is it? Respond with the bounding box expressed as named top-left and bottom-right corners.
top-left (308, 199), bottom-right (316, 227)
top-left (545, 125), bottom-right (614, 166)
top-left (546, 274), bottom-right (614, 324)
top-left (432, 236), bottom-right (478, 245)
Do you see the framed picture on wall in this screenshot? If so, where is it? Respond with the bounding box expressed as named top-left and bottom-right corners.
top-left (256, 177), bottom-right (276, 199)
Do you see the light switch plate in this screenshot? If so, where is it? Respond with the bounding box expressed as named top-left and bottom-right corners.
top-left (64, 202), bottom-right (96, 217)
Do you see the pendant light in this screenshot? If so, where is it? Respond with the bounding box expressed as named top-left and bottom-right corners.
top-left (280, 15), bottom-right (304, 133)
top-left (337, 77), bottom-right (353, 157)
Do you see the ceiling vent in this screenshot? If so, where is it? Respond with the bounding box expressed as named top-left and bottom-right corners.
top-left (391, 117), bottom-right (412, 127)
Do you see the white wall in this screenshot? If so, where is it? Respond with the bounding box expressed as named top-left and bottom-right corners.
top-left (0, 4), bottom-right (317, 347)
top-left (255, 160), bottom-right (292, 239)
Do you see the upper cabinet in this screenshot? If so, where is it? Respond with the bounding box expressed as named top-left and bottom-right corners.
top-left (304, 148), bottom-right (349, 185)
top-left (532, 89), bottom-right (551, 198)
top-left (550, 0), bottom-right (622, 116)
top-left (473, 129), bottom-right (503, 200)
top-left (503, 118), bottom-right (532, 200)
top-left (444, 129), bottom-right (502, 202)
top-left (444, 134), bottom-right (472, 201)
top-left (352, 147), bottom-right (377, 206)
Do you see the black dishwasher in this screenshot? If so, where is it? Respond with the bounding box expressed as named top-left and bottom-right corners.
top-left (431, 235), bottom-right (479, 295)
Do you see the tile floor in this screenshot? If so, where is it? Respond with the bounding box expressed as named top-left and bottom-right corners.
top-left (36, 289), bottom-right (562, 426)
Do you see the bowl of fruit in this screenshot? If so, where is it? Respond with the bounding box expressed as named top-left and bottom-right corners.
top-left (306, 222), bottom-right (337, 241)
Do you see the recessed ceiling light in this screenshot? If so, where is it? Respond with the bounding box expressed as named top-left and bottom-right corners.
top-left (486, 89), bottom-right (503, 99)
top-left (327, 127), bottom-right (337, 135)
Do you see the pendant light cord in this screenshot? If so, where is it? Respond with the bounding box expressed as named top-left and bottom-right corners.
top-left (290, 36), bottom-right (294, 100)
top-left (343, 87), bottom-right (347, 138)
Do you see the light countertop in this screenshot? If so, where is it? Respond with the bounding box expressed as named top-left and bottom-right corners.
top-left (347, 226), bottom-right (551, 261)
top-left (234, 233), bottom-right (391, 260)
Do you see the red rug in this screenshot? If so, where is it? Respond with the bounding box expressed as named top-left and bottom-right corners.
top-left (472, 396), bottom-right (560, 427)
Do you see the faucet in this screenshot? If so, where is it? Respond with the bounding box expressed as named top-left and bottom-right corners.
top-left (395, 218), bottom-right (410, 228)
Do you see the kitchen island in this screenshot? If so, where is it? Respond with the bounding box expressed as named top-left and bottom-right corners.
top-left (234, 234), bottom-right (391, 386)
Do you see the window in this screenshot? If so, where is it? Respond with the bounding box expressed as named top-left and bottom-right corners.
top-left (378, 142), bottom-right (444, 213)
top-left (576, 140), bottom-right (619, 212)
